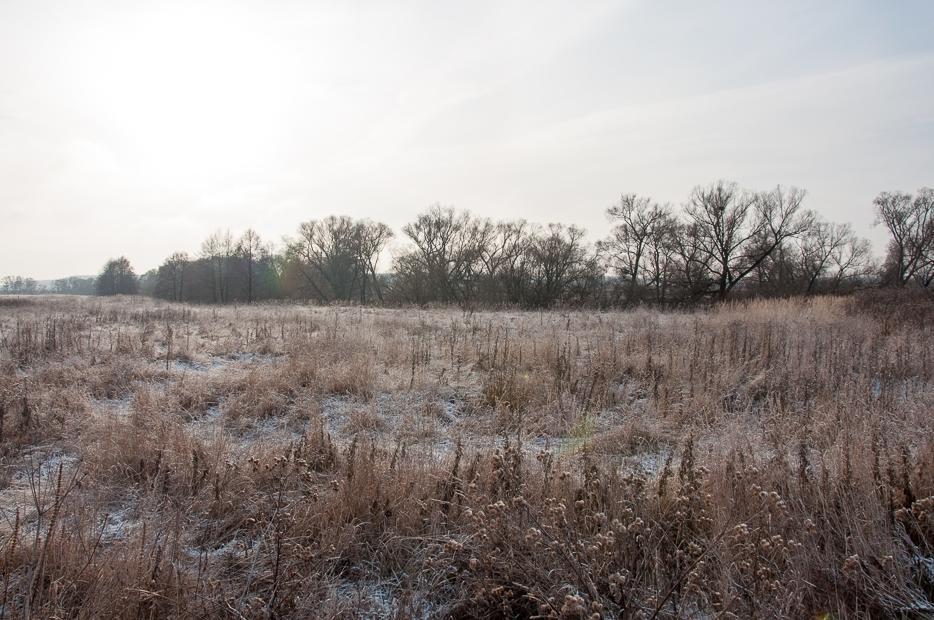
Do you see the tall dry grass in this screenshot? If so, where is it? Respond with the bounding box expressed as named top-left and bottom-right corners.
top-left (0, 293), bottom-right (930, 617)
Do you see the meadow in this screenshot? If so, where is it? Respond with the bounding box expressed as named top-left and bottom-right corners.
top-left (0, 294), bottom-right (931, 618)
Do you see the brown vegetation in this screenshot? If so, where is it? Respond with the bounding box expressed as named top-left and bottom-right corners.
top-left (0, 294), bottom-right (931, 618)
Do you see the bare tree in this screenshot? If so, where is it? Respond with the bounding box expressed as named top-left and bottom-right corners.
top-left (394, 206), bottom-right (487, 304)
top-left (237, 229), bottom-right (266, 303)
top-left (127, 180), bottom-right (891, 306)
top-left (51, 277), bottom-right (95, 295)
top-left (201, 229), bottom-right (235, 303)
top-left (288, 216), bottom-right (358, 302)
top-left (671, 221), bottom-right (711, 299)
top-left (0, 276), bottom-right (39, 295)
top-left (354, 220), bottom-right (393, 303)
top-left (600, 194), bottom-right (677, 303)
top-left (477, 220), bottom-right (530, 305)
top-left (875, 188), bottom-right (934, 286)
top-left (828, 234), bottom-right (872, 291)
top-left (157, 252), bottom-right (189, 301)
top-left (524, 224), bottom-right (601, 307)
top-left (96, 257), bottom-right (138, 296)
top-left (642, 216), bottom-right (680, 303)
top-left (682, 181), bottom-right (810, 300)
top-left (797, 217), bottom-right (871, 293)
top-left (287, 216), bottom-right (392, 303)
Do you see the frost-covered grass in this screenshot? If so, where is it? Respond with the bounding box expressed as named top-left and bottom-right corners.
top-left (0, 294), bottom-right (931, 617)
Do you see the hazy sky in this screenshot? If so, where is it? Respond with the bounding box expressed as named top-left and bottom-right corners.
top-left (2, 0), bottom-right (933, 279)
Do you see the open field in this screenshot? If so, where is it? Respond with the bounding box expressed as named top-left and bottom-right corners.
top-left (0, 294), bottom-right (931, 618)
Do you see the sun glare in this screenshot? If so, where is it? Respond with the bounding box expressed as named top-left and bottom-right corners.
top-left (72, 7), bottom-right (293, 184)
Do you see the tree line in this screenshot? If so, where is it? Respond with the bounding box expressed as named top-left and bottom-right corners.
top-left (4, 181), bottom-right (932, 306)
top-left (0, 276), bottom-right (96, 296)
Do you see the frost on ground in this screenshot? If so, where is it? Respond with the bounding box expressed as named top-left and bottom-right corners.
top-left (0, 295), bottom-right (931, 618)
top-left (0, 448), bottom-right (80, 535)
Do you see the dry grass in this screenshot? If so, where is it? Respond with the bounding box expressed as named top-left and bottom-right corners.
top-left (0, 294), bottom-right (931, 618)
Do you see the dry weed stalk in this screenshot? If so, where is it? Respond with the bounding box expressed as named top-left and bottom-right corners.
top-left (0, 294), bottom-right (929, 617)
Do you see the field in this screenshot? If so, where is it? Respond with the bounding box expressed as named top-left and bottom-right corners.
top-left (0, 294), bottom-right (931, 618)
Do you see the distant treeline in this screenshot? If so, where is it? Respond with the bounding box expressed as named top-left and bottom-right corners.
top-left (0, 276), bottom-right (96, 296)
top-left (4, 181), bottom-right (932, 306)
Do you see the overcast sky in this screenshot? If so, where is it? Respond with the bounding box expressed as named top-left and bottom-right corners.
top-left (1, 0), bottom-right (933, 279)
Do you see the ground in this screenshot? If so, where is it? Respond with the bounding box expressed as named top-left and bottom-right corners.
top-left (0, 294), bottom-right (931, 618)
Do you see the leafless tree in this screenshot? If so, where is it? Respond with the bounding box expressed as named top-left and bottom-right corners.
top-left (96, 257), bottom-right (138, 296)
top-left (51, 277), bottom-right (95, 295)
top-left (600, 194), bottom-right (678, 303)
top-left (159, 252), bottom-right (189, 301)
top-left (394, 206), bottom-right (487, 304)
top-left (525, 224), bottom-right (601, 307)
top-left (829, 234), bottom-right (873, 291)
top-left (289, 216), bottom-right (359, 302)
top-left (0, 276), bottom-right (39, 295)
top-left (201, 229), bottom-right (236, 303)
top-left (797, 217), bottom-right (871, 293)
top-left (287, 216), bottom-right (392, 303)
top-left (126, 180), bottom-right (897, 306)
top-left (477, 220), bottom-right (530, 304)
top-left (354, 220), bottom-right (393, 303)
top-left (671, 221), bottom-right (711, 299)
top-left (237, 229), bottom-right (266, 303)
top-left (682, 181), bottom-right (810, 300)
top-left (875, 188), bottom-right (934, 286)
top-left (642, 217), bottom-right (680, 303)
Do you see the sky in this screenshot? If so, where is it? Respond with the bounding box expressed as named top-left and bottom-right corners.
top-left (1, 0), bottom-right (933, 279)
